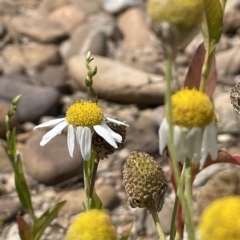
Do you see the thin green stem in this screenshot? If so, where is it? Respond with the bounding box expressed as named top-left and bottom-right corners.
top-left (151, 209), bottom-right (166, 240)
top-left (89, 160), bottom-right (99, 199)
top-left (164, 57), bottom-right (195, 240)
top-left (184, 158), bottom-right (195, 240)
top-left (199, 49), bottom-right (214, 93)
top-left (185, 158), bottom-right (193, 212)
top-left (83, 160), bottom-right (90, 210)
top-left (169, 165), bottom-right (186, 240)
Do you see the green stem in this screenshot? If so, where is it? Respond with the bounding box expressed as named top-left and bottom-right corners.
top-left (184, 158), bottom-right (195, 240)
top-left (151, 209), bottom-right (166, 240)
top-left (83, 160), bottom-right (90, 210)
top-left (185, 158), bottom-right (193, 212)
top-left (199, 49), bottom-right (214, 93)
top-left (89, 160), bottom-right (99, 199)
top-left (169, 165), bottom-right (186, 240)
top-left (164, 57), bottom-right (195, 240)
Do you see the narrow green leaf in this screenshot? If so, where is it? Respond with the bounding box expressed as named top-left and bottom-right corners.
top-left (14, 154), bottom-right (34, 218)
top-left (119, 221), bottom-right (134, 240)
top-left (202, 0), bottom-right (223, 54)
top-left (9, 127), bottom-right (17, 157)
top-left (32, 201), bottom-right (66, 240)
top-left (90, 190), bottom-right (104, 210)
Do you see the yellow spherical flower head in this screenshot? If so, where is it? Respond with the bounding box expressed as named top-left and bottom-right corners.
top-left (198, 196), bottom-right (240, 240)
top-left (34, 101), bottom-right (128, 160)
top-left (65, 209), bottom-right (117, 240)
top-left (159, 88), bottom-right (218, 169)
top-left (147, 0), bottom-right (204, 58)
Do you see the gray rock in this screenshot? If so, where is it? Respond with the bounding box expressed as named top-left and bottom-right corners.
top-left (223, 11), bottom-right (240, 34)
top-left (57, 184), bottom-right (119, 216)
top-left (126, 115), bottom-right (159, 154)
top-left (0, 77), bottom-right (61, 122)
top-left (49, 4), bottom-right (86, 34)
top-left (216, 46), bottom-right (240, 76)
top-left (0, 140), bottom-right (12, 173)
top-left (117, 7), bottom-right (152, 47)
top-left (60, 23), bottom-right (108, 60)
top-left (10, 16), bottom-right (68, 43)
top-left (2, 44), bottom-right (60, 70)
top-left (37, 65), bottom-right (67, 88)
top-left (22, 131), bottom-right (83, 186)
top-left (214, 86), bottom-right (240, 132)
top-left (72, 0), bottom-right (102, 14)
top-left (0, 0), bottom-right (18, 15)
top-left (103, 0), bottom-right (135, 14)
top-left (66, 55), bottom-right (166, 104)
top-left (40, 0), bottom-right (71, 12)
top-left (0, 198), bottom-right (23, 224)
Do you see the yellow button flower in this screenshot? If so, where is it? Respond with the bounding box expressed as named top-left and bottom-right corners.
top-left (159, 88), bottom-right (218, 169)
top-left (34, 101), bottom-right (128, 160)
top-left (198, 196), bottom-right (240, 240)
top-left (65, 209), bottom-right (117, 240)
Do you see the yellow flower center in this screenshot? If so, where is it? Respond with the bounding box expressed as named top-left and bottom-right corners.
top-left (198, 196), bottom-right (240, 240)
top-left (65, 209), bottom-right (117, 240)
top-left (66, 101), bottom-right (104, 127)
top-left (171, 88), bottom-right (214, 128)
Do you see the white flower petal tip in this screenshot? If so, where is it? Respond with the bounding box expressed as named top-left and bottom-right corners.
top-left (80, 127), bottom-right (92, 160)
top-left (34, 118), bottom-right (65, 129)
top-left (105, 116), bottom-right (129, 127)
top-left (159, 118), bottom-right (169, 155)
top-left (94, 124), bottom-right (118, 148)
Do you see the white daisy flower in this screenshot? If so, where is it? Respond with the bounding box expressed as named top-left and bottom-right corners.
top-left (34, 101), bottom-right (128, 161)
top-left (159, 88), bottom-right (218, 169)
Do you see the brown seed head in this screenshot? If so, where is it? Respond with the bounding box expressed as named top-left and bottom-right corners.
top-left (123, 151), bottom-right (168, 212)
top-left (92, 117), bottom-right (127, 160)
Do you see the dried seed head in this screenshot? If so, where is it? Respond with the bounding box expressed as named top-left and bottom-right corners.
top-left (123, 151), bottom-right (168, 212)
top-left (92, 117), bottom-right (127, 160)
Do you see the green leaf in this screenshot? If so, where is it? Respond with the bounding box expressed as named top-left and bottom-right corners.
top-left (90, 190), bottom-right (104, 210)
top-left (202, 0), bottom-right (223, 55)
top-left (32, 201), bottom-right (66, 240)
top-left (14, 154), bottom-right (34, 218)
top-left (16, 214), bottom-right (32, 240)
top-left (119, 221), bottom-right (134, 240)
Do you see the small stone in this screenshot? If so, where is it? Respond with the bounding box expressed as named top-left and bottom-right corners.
top-left (2, 44), bottom-right (60, 70)
top-left (66, 55), bottom-right (166, 104)
top-left (117, 7), bottom-right (152, 47)
top-left (22, 131), bottom-right (83, 186)
top-left (103, 0), bottom-right (135, 14)
top-left (0, 77), bottom-right (61, 122)
top-left (49, 5), bottom-right (86, 34)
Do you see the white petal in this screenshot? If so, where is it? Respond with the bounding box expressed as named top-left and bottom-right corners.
top-left (200, 122), bottom-right (218, 169)
top-left (80, 127), bottom-right (92, 161)
top-left (159, 118), bottom-right (169, 155)
top-left (67, 125), bottom-right (75, 157)
top-left (75, 126), bottom-right (83, 146)
top-left (206, 122), bottom-right (218, 160)
top-left (186, 127), bottom-right (202, 160)
top-left (105, 116), bottom-right (129, 127)
top-left (94, 124), bottom-right (117, 148)
top-left (101, 121), bottom-right (122, 143)
top-left (34, 118), bottom-right (65, 129)
top-left (39, 121), bottom-right (68, 146)
top-left (173, 126), bottom-right (188, 162)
